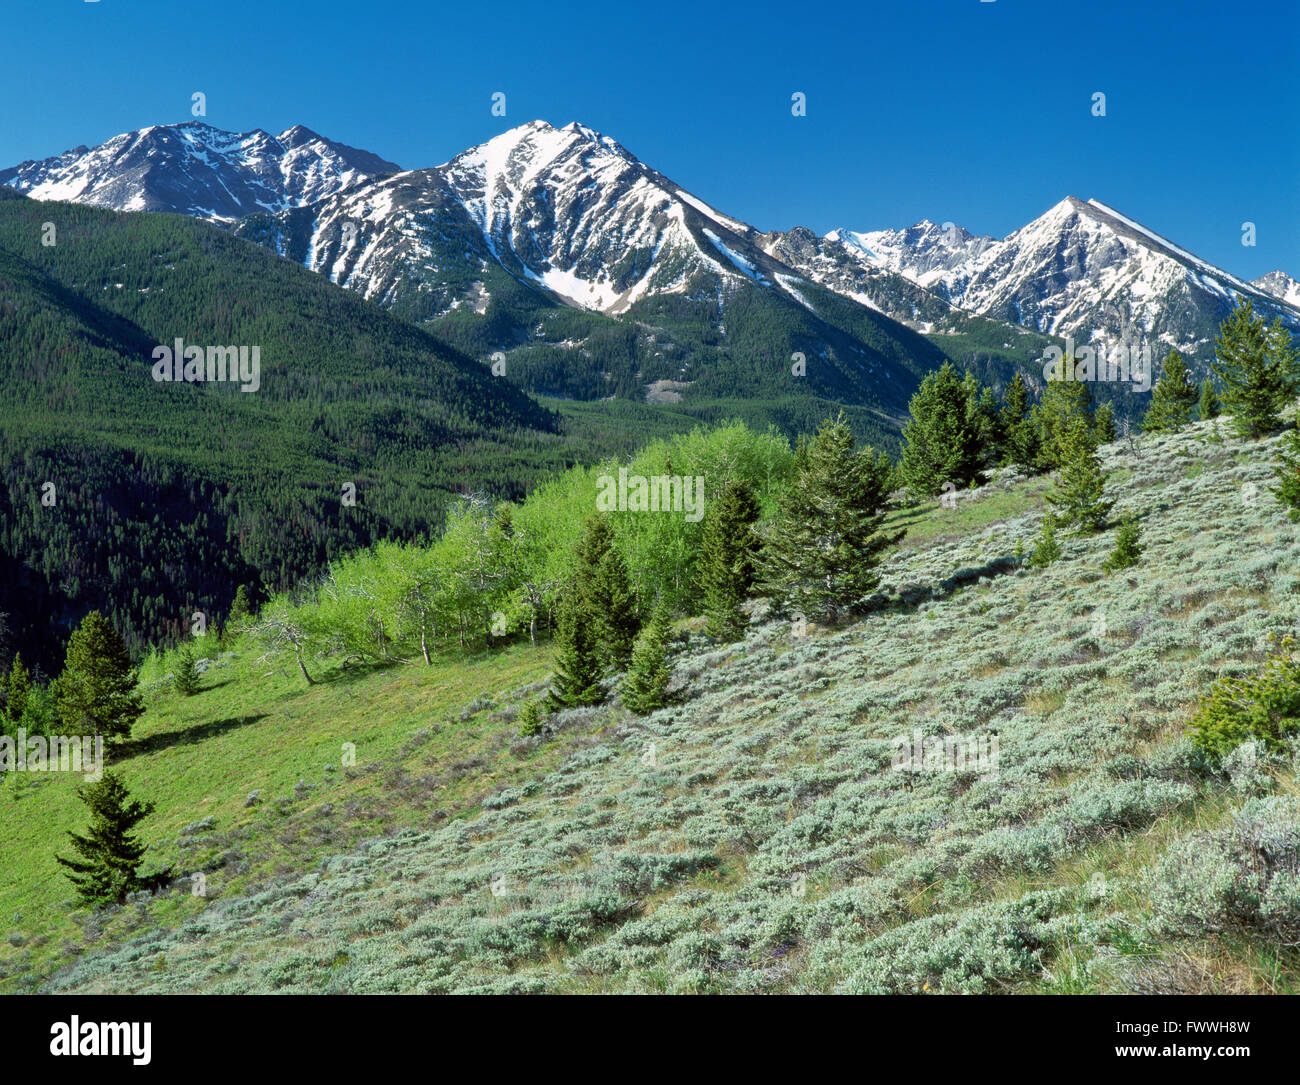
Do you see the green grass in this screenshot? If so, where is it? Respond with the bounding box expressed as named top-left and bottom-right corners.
top-left (0, 641), bottom-right (557, 988)
top-left (5, 417), bottom-right (1299, 994)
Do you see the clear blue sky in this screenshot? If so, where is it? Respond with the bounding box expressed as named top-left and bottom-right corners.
top-left (3, 0), bottom-right (1296, 277)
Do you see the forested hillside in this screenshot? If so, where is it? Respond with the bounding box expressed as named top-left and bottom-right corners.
top-left (0, 192), bottom-right (572, 671)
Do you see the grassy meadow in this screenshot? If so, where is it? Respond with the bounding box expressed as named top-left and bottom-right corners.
top-left (3, 415), bottom-right (1299, 994)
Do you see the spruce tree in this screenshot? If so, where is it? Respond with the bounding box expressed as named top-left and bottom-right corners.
top-left (622, 603), bottom-right (673, 715)
top-left (573, 517), bottom-right (640, 672)
top-left (1045, 417), bottom-right (1113, 533)
top-left (1104, 512), bottom-right (1143, 571)
top-left (546, 589), bottom-right (603, 710)
top-left (1093, 401), bottom-right (1117, 444)
top-left (1198, 378), bottom-right (1220, 420)
top-left (517, 698), bottom-right (546, 737)
top-left (1142, 349), bottom-right (1198, 433)
top-left (56, 772), bottom-right (156, 907)
top-left (697, 478), bottom-right (761, 642)
top-left (762, 415), bottom-right (903, 623)
top-left (1211, 298), bottom-right (1297, 438)
top-left (173, 643), bottom-right (201, 697)
top-left (1033, 372), bottom-right (1096, 469)
top-left (900, 363), bottom-right (984, 496)
top-left (964, 371), bottom-right (1004, 470)
top-left (55, 612), bottom-right (144, 742)
top-left (999, 372), bottom-right (1040, 471)
top-left (1028, 514), bottom-right (1061, 568)
top-left (224, 585), bottom-right (254, 640)
top-left (1272, 424), bottom-right (1300, 521)
top-left (3, 652), bottom-right (31, 725)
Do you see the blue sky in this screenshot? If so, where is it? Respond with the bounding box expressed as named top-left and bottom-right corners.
top-left (2, 0), bottom-right (1296, 277)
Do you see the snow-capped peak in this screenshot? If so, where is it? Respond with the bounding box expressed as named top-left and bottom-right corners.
top-left (823, 195), bottom-right (1300, 356)
top-left (0, 121), bottom-right (400, 220)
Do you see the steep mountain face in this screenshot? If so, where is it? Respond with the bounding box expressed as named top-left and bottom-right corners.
top-left (827, 197), bottom-right (1300, 364)
top-left (0, 122), bottom-right (399, 220)
top-left (1254, 269), bottom-right (1300, 309)
top-left (757, 226), bottom-right (957, 329)
top-left (240, 120), bottom-right (909, 323)
top-left (229, 119), bottom-right (967, 420)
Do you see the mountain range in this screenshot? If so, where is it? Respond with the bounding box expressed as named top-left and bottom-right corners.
top-left (5, 119), bottom-right (1297, 405)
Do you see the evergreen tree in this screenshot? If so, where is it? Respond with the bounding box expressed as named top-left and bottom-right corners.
top-left (900, 363), bottom-right (984, 496)
top-left (1198, 377), bottom-right (1220, 420)
top-left (964, 370), bottom-right (1004, 471)
top-left (546, 589), bottom-right (603, 710)
top-left (517, 698), bottom-right (546, 737)
top-left (1028, 514), bottom-right (1061, 568)
top-left (1104, 512), bottom-right (1143, 571)
top-left (3, 652), bottom-right (31, 725)
top-left (573, 517), bottom-right (641, 672)
top-left (54, 612), bottom-right (144, 741)
top-left (1272, 424), bottom-right (1300, 522)
top-left (173, 643), bottom-right (201, 697)
top-left (622, 603), bottom-right (673, 715)
top-left (999, 372), bottom-right (1039, 470)
top-left (1142, 349), bottom-right (1198, 433)
top-left (1211, 298), bottom-right (1297, 438)
top-left (1033, 372), bottom-right (1096, 469)
top-left (1045, 417), bottom-right (1114, 533)
top-left (762, 415), bottom-right (903, 623)
top-left (55, 772), bottom-right (156, 907)
top-left (1093, 401), bottom-right (1117, 443)
top-left (225, 585), bottom-right (254, 636)
top-left (697, 478), bottom-right (761, 642)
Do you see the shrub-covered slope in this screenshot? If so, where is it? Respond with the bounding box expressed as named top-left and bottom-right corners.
top-left (8, 417), bottom-right (1299, 994)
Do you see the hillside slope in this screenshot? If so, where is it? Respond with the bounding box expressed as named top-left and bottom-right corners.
top-left (4, 418), bottom-right (1297, 994)
top-left (0, 193), bottom-right (567, 670)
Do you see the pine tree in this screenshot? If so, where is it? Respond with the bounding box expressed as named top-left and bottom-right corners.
top-left (697, 478), bottom-right (761, 642)
top-left (173, 642), bottom-right (201, 697)
top-left (1198, 378), bottom-right (1220, 420)
top-left (55, 772), bottom-right (156, 907)
top-left (1033, 372), bottom-right (1096, 469)
top-left (1028, 514), bottom-right (1061, 568)
top-left (517, 698), bottom-right (546, 737)
top-left (622, 603), bottom-right (673, 715)
top-left (3, 652), bottom-right (31, 725)
top-left (1142, 349), bottom-right (1198, 433)
top-left (546, 589), bottom-right (603, 710)
top-left (225, 585), bottom-right (254, 639)
top-left (1093, 401), bottom-right (1117, 444)
top-left (964, 370), bottom-right (1004, 471)
top-left (900, 363), bottom-right (984, 496)
top-left (1104, 512), bottom-right (1143, 571)
top-left (573, 517), bottom-right (641, 672)
top-left (1272, 424), bottom-right (1300, 521)
top-left (762, 415), bottom-right (903, 623)
top-left (999, 372), bottom-right (1040, 471)
top-left (54, 612), bottom-right (144, 742)
top-left (1211, 298), bottom-right (1297, 438)
top-left (1045, 416), bottom-right (1114, 533)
